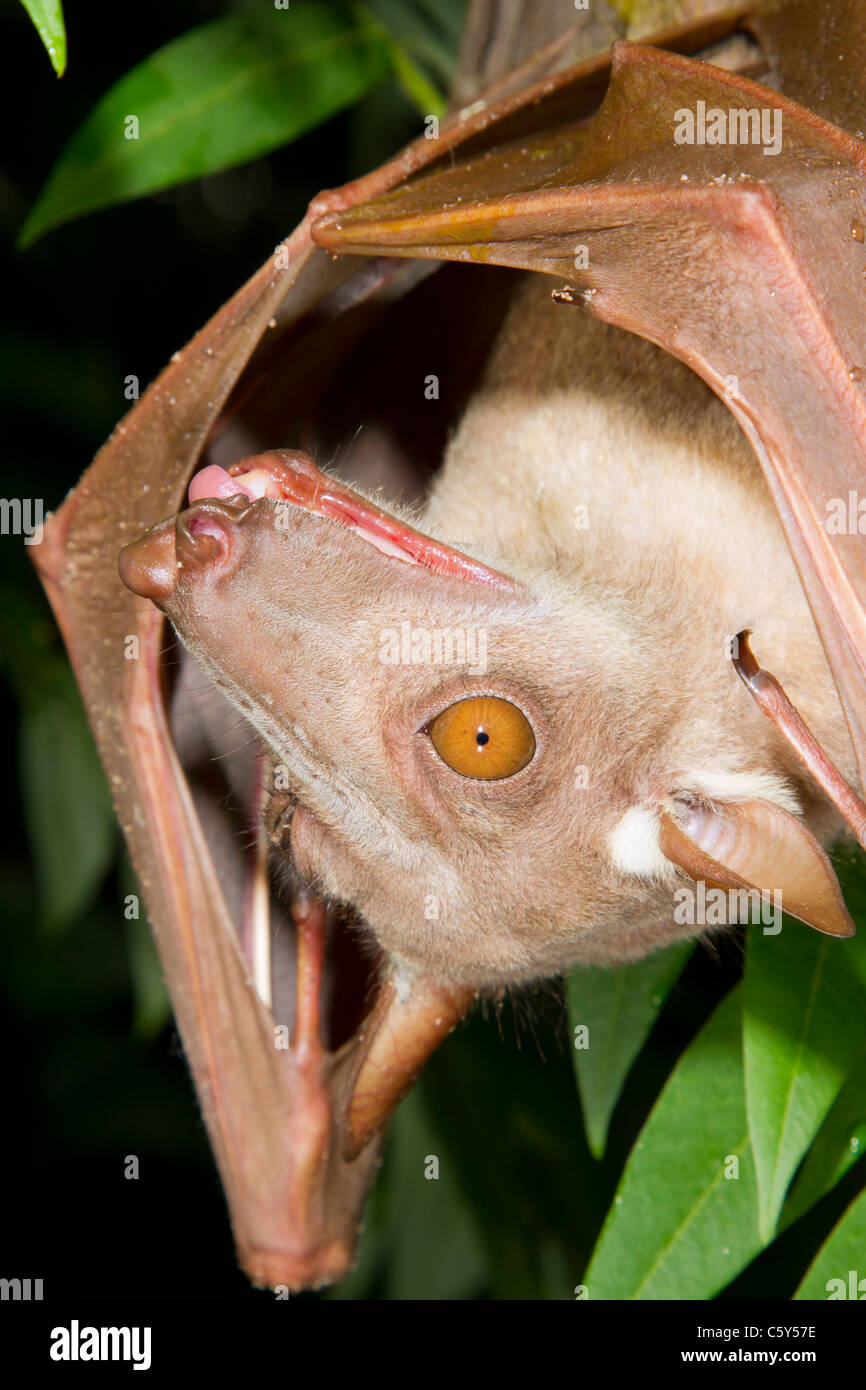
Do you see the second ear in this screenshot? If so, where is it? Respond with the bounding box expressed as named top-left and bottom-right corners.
top-left (659, 798), bottom-right (854, 939)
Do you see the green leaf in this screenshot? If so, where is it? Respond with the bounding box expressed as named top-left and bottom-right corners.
top-left (567, 942), bottom-right (693, 1159)
top-left (781, 1041), bottom-right (866, 1231)
top-left (357, 1), bottom-right (453, 117)
top-left (363, 0), bottom-right (464, 85)
top-left (119, 859), bottom-right (171, 1043)
top-left (20, 0), bottom-right (66, 78)
top-left (744, 910), bottom-right (866, 1243)
top-left (18, 4), bottom-right (391, 247)
top-left (419, 1010), bottom-right (597, 1299)
top-left (18, 670), bottom-right (115, 934)
top-left (794, 1185), bottom-right (866, 1299)
top-left (385, 38), bottom-right (446, 116)
top-left (380, 1087), bottom-right (487, 1299)
top-left (327, 1082), bottom-right (488, 1300)
top-left (584, 986), bottom-right (764, 1299)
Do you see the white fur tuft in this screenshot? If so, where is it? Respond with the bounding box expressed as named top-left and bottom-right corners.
top-left (608, 808), bottom-right (670, 879)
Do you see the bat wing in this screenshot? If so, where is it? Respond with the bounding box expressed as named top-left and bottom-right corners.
top-left (32, 184), bottom-right (473, 1289)
top-left (313, 0), bottom-right (866, 825)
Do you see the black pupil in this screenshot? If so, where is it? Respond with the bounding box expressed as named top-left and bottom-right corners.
top-left (476, 729), bottom-right (489, 746)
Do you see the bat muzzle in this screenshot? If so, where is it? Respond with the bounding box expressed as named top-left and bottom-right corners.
top-left (118, 495), bottom-right (258, 602)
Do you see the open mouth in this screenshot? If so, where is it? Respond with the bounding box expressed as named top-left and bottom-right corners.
top-left (186, 447), bottom-right (516, 589)
top-left (118, 448), bottom-right (516, 605)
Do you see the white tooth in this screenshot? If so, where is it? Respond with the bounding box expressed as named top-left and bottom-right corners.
top-left (350, 522), bottom-right (418, 563)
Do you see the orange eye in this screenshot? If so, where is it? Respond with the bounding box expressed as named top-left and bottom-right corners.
top-left (427, 696), bottom-right (536, 780)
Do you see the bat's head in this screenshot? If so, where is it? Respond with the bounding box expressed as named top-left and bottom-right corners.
top-left (119, 447), bottom-right (853, 990)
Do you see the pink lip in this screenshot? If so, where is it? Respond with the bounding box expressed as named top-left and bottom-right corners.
top-left (188, 450), bottom-right (516, 591)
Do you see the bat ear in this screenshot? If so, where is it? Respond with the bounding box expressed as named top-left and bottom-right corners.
top-left (659, 799), bottom-right (855, 939)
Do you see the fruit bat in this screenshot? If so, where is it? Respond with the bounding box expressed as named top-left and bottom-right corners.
top-left (31, 0), bottom-right (866, 1291)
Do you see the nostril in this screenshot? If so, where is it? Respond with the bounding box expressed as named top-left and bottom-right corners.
top-left (188, 514), bottom-right (229, 547)
top-left (177, 510), bottom-right (234, 572)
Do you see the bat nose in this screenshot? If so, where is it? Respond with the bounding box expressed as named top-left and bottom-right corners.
top-left (118, 517), bottom-right (178, 601)
top-left (118, 500), bottom-right (249, 602)
top-left (175, 503), bottom-right (238, 576)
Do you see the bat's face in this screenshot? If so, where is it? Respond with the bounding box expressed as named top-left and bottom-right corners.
top-left (119, 448), bottom-right (702, 987)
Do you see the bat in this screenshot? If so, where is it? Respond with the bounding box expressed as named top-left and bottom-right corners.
top-left (31, 0), bottom-right (866, 1292)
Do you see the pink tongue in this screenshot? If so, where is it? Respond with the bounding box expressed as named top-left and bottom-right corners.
top-left (186, 451), bottom-right (515, 591)
top-left (188, 464), bottom-right (277, 503)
